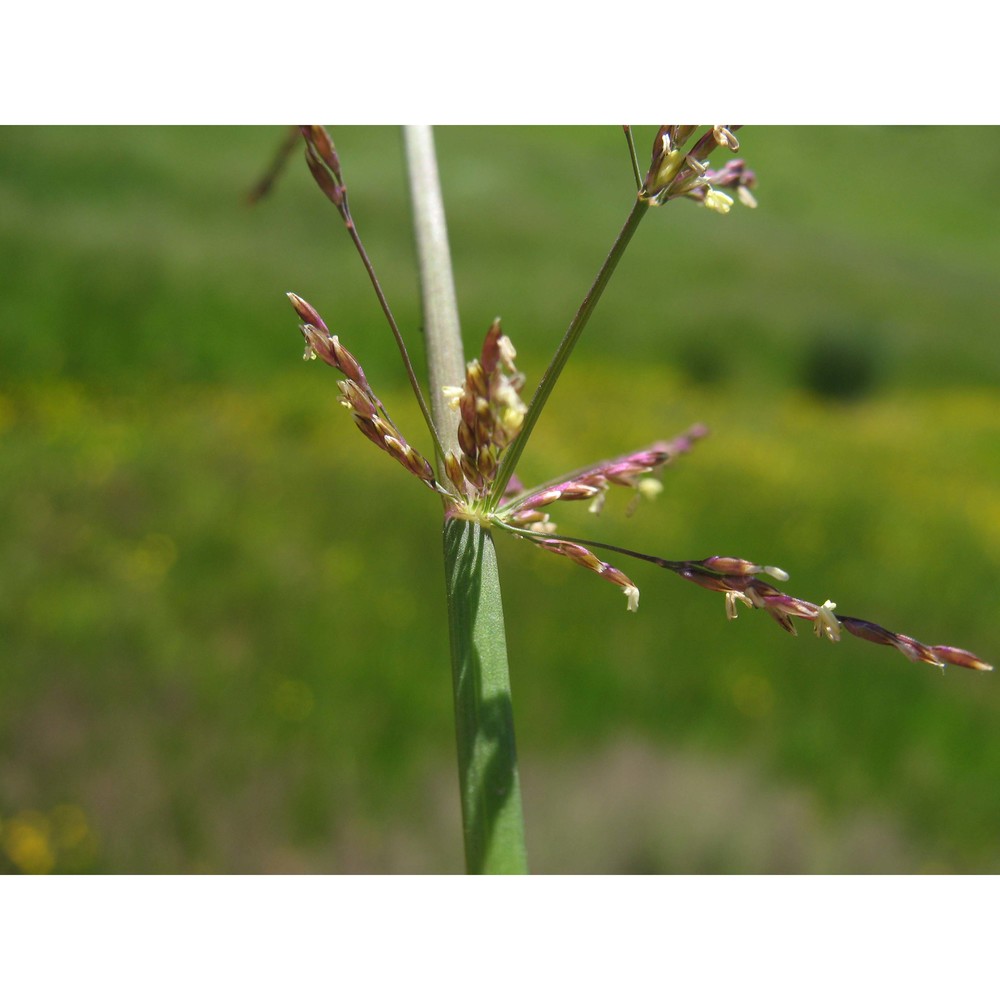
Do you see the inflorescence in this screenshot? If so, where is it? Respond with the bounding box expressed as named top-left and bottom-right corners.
top-left (287, 124), bottom-right (993, 676)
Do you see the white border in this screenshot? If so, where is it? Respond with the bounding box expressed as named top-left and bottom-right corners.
top-left (3, 2), bottom-right (994, 123)
top-left (1, 876), bottom-right (994, 997)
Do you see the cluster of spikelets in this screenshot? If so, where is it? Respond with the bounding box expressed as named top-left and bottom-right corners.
top-left (441, 319), bottom-right (527, 498)
top-left (640, 125), bottom-right (758, 212)
top-left (288, 288), bottom-right (993, 675)
top-left (291, 291), bottom-right (443, 494)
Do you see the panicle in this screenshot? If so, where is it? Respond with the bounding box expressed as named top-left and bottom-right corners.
top-left (286, 127), bottom-right (991, 681)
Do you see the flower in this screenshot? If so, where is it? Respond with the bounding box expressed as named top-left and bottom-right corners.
top-left (813, 600), bottom-right (842, 643)
top-left (703, 190), bottom-right (735, 214)
top-left (640, 125), bottom-right (757, 214)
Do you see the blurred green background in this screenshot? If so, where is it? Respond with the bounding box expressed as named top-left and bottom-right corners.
top-left (1, 126), bottom-right (998, 873)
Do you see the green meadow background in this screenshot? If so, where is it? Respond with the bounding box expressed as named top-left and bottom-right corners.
top-left (1, 126), bottom-right (998, 873)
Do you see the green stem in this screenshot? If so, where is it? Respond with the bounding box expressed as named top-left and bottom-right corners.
top-left (488, 195), bottom-right (650, 506)
top-left (403, 126), bottom-right (529, 874)
top-left (402, 126), bottom-right (465, 475)
top-left (443, 518), bottom-right (528, 874)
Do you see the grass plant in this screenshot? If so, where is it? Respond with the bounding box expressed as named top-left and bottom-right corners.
top-left (1, 126), bottom-right (998, 874)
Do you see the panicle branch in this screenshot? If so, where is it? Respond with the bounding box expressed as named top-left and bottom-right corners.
top-left (288, 292), bottom-right (443, 494)
top-left (660, 554), bottom-right (994, 673)
top-left (297, 126), bottom-right (445, 460)
top-left (514, 522), bottom-right (993, 672)
top-left (501, 425), bottom-right (707, 532)
top-left (246, 126), bottom-right (300, 204)
top-left (640, 125), bottom-right (757, 213)
top-left (491, 425), bottom-right (708, 610)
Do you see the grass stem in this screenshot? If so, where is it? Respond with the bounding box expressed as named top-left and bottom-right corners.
top-left (403, 126), bottom-right (529, 874)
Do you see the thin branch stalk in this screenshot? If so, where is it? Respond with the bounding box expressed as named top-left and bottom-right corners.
top-left (489, 195), bottom-right (650, 505)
